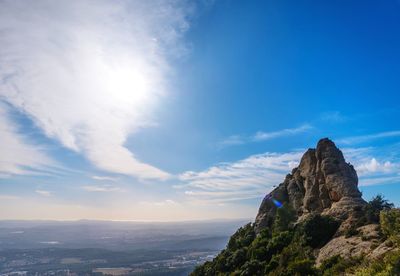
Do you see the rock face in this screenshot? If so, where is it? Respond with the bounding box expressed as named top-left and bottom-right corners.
top-left (316, 224), bottom-right (394, 265)
top-left (255, 138), bottom-right (366, 233)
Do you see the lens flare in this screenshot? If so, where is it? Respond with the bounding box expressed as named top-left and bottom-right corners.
top-left (272, 198), bottom-right (283, 208)
top-left (264, 193), bottom-right (283, 208)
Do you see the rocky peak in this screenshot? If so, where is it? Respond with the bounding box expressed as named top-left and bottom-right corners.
top-left (255, 138), bottom-right (365, 233)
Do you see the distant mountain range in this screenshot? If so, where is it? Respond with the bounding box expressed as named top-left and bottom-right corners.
top-left (192, 139), bottom-right (400, 275)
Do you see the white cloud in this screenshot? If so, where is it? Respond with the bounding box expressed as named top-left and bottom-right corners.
top-left (219, 124), bottom-right (312, 148)
top-left (179, 145), bottom-right (400, 203)
top-left (355, 158), bottom-right (395, 175)
top-left (35, 190), bottom-right (52, 197)
top-left (338, 131), bottom-right (400, 145)
top-left (179, 151), bottom-right (302, 203)
top-left (359, 175), bottom-right (400, 186)
top-left (0, 0), bottom-right (192, 179)
top-left (0, 104), bottom-right (54, 177)
top-left (252, 124), bottom-right (312, 141)
top-left (91, 175), bottom-right (118, 181)
top-left (342, 147), bottom-right (400, 186)
top-left (81, 185), bottom-right (121, 192)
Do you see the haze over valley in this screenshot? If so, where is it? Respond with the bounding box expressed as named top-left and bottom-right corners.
top-left (0, 220), bottom-right (247, 275)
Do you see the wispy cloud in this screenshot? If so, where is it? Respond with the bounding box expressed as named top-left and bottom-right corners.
top-left (359, 175), bottom-right (400, 186)
top-left (319, 111), bottom-right (348, 123)
top-left (179, 144), bottom-right (400, 204)
top-left (252, 124), bottom-right (313, 142)
top-left (91, 175), bottom-right (118, 182)
top-left (178, 151), bottom-right (303, 203)
top-left (219, 135), bottom-right (246, 147)
top-left (35, 190), bottom-right (52, 197)
top-left (139, 199), bottom-right (179, 206)
top-left (0, 104), bottom-right (54, 177)
top-left (219, 124), bottom-right (312, 148)
top-left (81, 185), bottom-right (122, 192)
top-left (338, 131), bottom-right (400, 145)
top-left (0, 0), bottom-right (193, 179)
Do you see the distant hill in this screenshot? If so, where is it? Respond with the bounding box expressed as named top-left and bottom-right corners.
top-left (191, 138), bottom-right (400, 275)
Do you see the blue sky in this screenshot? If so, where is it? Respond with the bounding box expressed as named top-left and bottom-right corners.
top-left (1, 0), bottom-right (400, 220)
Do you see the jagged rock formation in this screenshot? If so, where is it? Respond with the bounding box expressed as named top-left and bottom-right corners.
top-left (191, 138), bottom-right (399, 275)
top-left (253, 138), bottom-right (395, 264)
top-left (255, 138), bottom-right (366, 233)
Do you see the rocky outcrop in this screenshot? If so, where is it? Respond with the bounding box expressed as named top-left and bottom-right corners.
top-left (191, 138), bottom-right (397, 275)
top-left (255, 138), bottom-right (366, 233)
top-left (316, 224), bottom-right (381, 265)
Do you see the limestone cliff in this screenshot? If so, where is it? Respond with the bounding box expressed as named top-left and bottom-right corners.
top-left (255, 138), bottom-right (366, 233)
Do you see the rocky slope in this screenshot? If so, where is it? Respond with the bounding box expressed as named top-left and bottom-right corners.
top-left (192, 138), bottom-right (399, 275)
top-left (254, 138), bottom-right (396, 264)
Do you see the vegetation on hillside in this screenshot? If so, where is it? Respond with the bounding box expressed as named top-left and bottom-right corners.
top-left (191, 196), bottom-right (400, 276)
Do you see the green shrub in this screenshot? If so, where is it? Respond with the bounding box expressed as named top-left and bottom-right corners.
top-left (264, 255), bottom-right (279, 274)
top-left (380, 208), bottom-right (400, 244)
top-left (345, 226), bottom-right (359, 238)
top-left (268, 231), bottom-right (293, 254)
top-left (192, 261), bottom-right (216, 276)
top-left (226, 248), bottom-right (247, 270)
top-left (353, 251), bottom-right (400, 276)
top-left (287, 259), bottom-right (317, 276)
top-left (213, 250), bottom-right (229, 272)
top-left (272, 203), bottom-right (296, 235)
top-left (364, 195), bottom-right (394, 223)
top-left (264, 239), bottom-right (315, 276)
top-left (383, 250), bottom-right (400, 275)
top-left (249, 230), bottom-right (292, 262)
top-left (248, 231), bottom-right (271, 261)
top-left (319, 255), bottom-right (362, 276)
top-left (353, 267), bottom-right (376, 276)
top-left (227, 223), bottom-right (255, 251)
top-left (301, 214), bottom-right (339, 248)
top-left (319, 255), bottom-right (342, 272)
top-left (239, 260), bottom-right (263, 276)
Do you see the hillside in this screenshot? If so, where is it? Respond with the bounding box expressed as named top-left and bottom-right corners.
top-left (191, 138), bottom-right (400, 275)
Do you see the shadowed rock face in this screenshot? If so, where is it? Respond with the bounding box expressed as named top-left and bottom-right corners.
top-left (255, 138), bottom-right (365, 233)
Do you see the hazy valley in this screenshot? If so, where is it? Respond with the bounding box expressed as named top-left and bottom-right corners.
top-left (0, 220), bottom-right (247, 275)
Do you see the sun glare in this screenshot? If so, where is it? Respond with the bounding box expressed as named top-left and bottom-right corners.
top-left (107, 66), bottom-right (150, 105)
